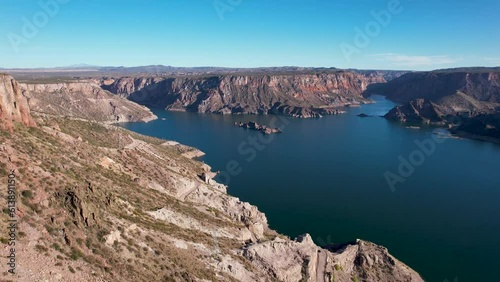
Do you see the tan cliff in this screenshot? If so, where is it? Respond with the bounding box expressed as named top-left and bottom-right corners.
top-left (0, 74), bottom-right (36, 131)
top-left (19, 80), bottom-right (157, 123)
top-left (99, 71), bottom-right (386, 118)
top-left (0, 76), bottom-right (424, 281)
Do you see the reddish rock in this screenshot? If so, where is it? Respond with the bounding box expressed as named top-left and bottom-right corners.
top-left (384, 99), bottom-right (446, 124)
top-left (100, 71), bottom-right (381, 118)
top-left (0, 74), bottom-right (36, 131)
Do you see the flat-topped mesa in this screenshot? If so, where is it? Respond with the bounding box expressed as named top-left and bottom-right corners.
top-left (236, 121), bottom-right (283, 135)
top-left (0, 74), bottom-right (36, 131)
top-left (99, 71), bottom-right (383, 118)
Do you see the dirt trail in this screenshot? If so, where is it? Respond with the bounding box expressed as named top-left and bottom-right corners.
top-left (316, 249), bottom-right (327, 282)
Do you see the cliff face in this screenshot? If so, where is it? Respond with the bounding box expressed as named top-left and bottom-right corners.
top-left (378, 70), bottom-right (500, 141)
top-left (100, 72), bottom-right (382, 118)
top-left (450, 113), bottom-right (500, 142)
top-left (380, 71), bottom-right (500, 112)
top-left (384, 99), bottom-right (447, 124)
top-left (0, 74), bottom-right (36, 131)
top-left (352, 70), bottom-right (409, 82)
top-left (20, 81), bottom-right (157, 123)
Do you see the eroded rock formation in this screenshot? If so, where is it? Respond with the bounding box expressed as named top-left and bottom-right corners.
top-left (99, 72), bottom-right (381, 118)
top-left (384, 99), bottom-right (447, 124)
top-left (0, 74), bottom-right (36, 131)
top-left (377, 69), bottom-right (500, 141)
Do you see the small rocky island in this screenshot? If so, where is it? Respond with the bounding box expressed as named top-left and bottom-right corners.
top-left (357, 113), bottom-right (372, 118)
top-left (235, 121), bottom-right (283, 135)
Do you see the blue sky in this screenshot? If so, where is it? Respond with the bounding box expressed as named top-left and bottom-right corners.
top-left (1, 0), bottom-right (499, 70)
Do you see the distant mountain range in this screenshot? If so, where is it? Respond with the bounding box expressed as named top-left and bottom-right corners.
top-left (1, 64), bottom-right (412, 76)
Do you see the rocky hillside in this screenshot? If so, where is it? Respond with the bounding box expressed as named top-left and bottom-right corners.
top-left (0, 74), bottom-right (36, 131)
top-left (99, 71), bottom-right (384, 118)
top-left (379, 69), bottom-right (500, 141)
top-left (384, 99), bottom-right (448, 125)
top-left (0, 76), bottom-right (423, 281)
top-left (19, 81), bottom-right (157, 123)
top-left (449, 113), bottom-right (500, 143)
top-left (381, 71), bottom-right (500, 112)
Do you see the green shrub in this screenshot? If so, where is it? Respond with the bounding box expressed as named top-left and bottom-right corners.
top-left (21, 190), bottom-right (33, 198)
top-left (70, 247), bottom-right (84, 260)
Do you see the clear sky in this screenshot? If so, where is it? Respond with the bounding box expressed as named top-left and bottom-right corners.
top-left (1, 0), bottom-right (499, 70)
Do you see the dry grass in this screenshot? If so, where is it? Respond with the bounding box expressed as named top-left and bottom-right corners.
top-left (0, 115), bottom-right (252, 281)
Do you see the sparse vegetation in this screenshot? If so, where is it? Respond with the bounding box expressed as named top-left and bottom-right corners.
top-left (70, 247), bottom-right (84, 260)
top-left (35, 244), bottom-right (48, 253)
top-left (21, 190), bottom-right (33, 198)
top-left (0, 109), bottom-right (419, 282)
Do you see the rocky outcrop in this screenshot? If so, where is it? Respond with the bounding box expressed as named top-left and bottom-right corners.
top-left (19, 81), bottom-right (157, 123)
top-left (377, 69), bottom-right (500, 142)
top-left (384, 99), bottom-right (447, 124)
top-left (236, 121), bottom-right (283, 135)
top-left (379, 71), bottom-right (500, 107)
top-left (450, 113), bottom-right (500, 142)
top-left (376, 70), bottom-right (500, 117)
top-left (242, 235), bottom-right (423, 282)
top-left (0, 74), bottom-right (36, 131)
top-left (99, 72), bottom-right (377, 118)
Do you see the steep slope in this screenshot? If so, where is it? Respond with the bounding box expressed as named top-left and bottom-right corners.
top-left (450, 113), bottom-right (500, 143)
top-left (100, 72), bottom-right (383, 118)
top-left (378, 71), bottom-right (500, 114)
top-left (376, 69), bottom-right (500, 141)
top-left (0, 74), bottom-right (36, 131)
top-left (0, 77), bottom-right (424, 282)
top-left (384, 99), bottom-right (448, 124)
top-left (19, 81), bottom-right (157, 123)
top-left (0, 115), bottom-right (424, 282)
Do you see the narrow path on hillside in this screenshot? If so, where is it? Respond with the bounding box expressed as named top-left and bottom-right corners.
top-left (316, 249), bottom-right (327, 282)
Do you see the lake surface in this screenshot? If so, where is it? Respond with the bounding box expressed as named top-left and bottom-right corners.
top-left (121, 95), bottom-right (500, 282)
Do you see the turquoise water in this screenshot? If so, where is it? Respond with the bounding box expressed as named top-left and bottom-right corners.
top-left (121, 96), bottom-right (500, 282)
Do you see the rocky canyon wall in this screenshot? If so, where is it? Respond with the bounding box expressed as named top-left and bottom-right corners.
top-left (100, 71), bottom-right (386, 118)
